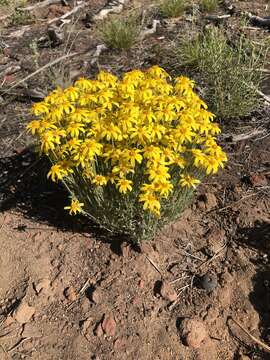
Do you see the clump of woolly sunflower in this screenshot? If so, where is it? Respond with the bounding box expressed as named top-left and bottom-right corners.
top-left (27, 66), bottom-right (227, 241)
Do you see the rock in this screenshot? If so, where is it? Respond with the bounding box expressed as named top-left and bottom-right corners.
top-left (13, 302), bottom-right (35, 324)
top-left (138, 279), bottom-right (144, 289)
top-left (200, 273), bottom-right (218, 293)
top-left (101, 313), bottom-right (116, 336)
top-left (199, 193), bottom-right (217, 211)
top-left (64, 286), bottom-right (77, 302)
top-left (160, 281), bottom-right (178, 302)
top-left (94, 322), bottom-right (104, 337)
top-left (81, 317), bottom-right (93, 340)
top-left (206, 228), bottom-right (226, 255)
top-left (91, 289), bottom-right (101, 304)
top-left (179, 318), bottom-right (208, 349)
top-left (121, 243), bottom-right (131, 257)
top-left (250, 173), bottom-right (268, 187)
top-left (114, 337), bottom-right (126, 351)
top-left (34, 278), bottom-right (51, 294)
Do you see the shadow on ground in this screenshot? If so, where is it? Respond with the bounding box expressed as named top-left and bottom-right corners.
top-left (236, 221), bottom-right (270, 359)
top-left (0, 148), bottom-right (129, 254)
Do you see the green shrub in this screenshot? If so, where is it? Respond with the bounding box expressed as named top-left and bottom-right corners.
top-left (177, 28), bottom-right (266, 119)
top-left (159, 0), bottom-right (187, 18)
top-left (200, 0), bottom-right (219, 12)
top-left (98, 16), bottom-right (140, 50)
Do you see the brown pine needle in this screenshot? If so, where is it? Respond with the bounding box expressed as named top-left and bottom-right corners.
top-left (228, 316), bottom-right (270, 353)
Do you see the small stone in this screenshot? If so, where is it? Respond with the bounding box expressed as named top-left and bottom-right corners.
top-left (250, 173), bottom-right (268, 187)
top-left (198, 193), bottom-right (217, 211)
top-left (138, 279), bottom-right (144, 289)
top-left (64, 286), bottom-right (77, 302)
top-left (94, 322), bottom-right (104, 337)
top-left (160, 281), bottom-right (178, 302)
top-left (102, 313), bottom-right (116, 336)
top-left (200, 273), bottom-right (218, 293)
top-left (34, 278), bottom-right (51, 294)
top-left (13, 302), bottom-right (35, 324)
top-left (91, 289), bottom-right (101, 304)
top-left (114, 337), bottom-right (126, 351)
top-left (179, 318), bottom-right (208, 349)
top-left (121, 243), bottom-right (131, 257)
top-left (81, 317), bottom-right (93, 340)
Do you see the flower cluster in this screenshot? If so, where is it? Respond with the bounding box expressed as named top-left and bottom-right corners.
top-left (27, 66), bottom-right (227, 217)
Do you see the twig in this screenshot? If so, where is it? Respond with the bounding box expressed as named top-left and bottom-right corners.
top-left (47, 1), bottom-right (87, 25)
top-left (243, 81), bottom-right (270, 104)
top-left (79, 278), bottom-right (90, 294)
top-left (93, 0), bottom-right (128, 21)
top-left (90, 44), bottom-right (107, 65)
top-left (0, 344), bottom-right (10, 360)
top-left (168, 284), bottom-right (190, 311)
top-left (8, 337), bottom-right (32, 353)
top-left (139, 20), bottom-right (160, 40)
top-left (228, 316), bottom-right (270, 352)
top-left (230, 128), bottom-right (266, 142)
top-left (18, 0), bottom-right (61, 11)
top-left (145, 255), bottom-right (162, 276)
top-left (2, 51), bottom-right (81, 95)
top-left (215, 190), bottom-right (267, 213)
top-left (179, 249), bottom-right (205, 262)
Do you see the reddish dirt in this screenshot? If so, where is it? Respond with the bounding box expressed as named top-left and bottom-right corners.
top-left (0, 0), bottom-right (270, 359)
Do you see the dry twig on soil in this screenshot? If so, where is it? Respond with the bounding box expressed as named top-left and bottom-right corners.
top-left (18, 0), bottom-right (61, 11)
top-left (228, 316), bottom-right (270, 353)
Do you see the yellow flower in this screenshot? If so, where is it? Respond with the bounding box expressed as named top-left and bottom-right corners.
top-left (32, 102), bottom-right (49, 116)
top-left (92, 175), bottom-right (108, 186)
top-left (117, 178), bottom-right (133, 194)
top-left (179, 174), bottom-right (200, 188)
top-left (27, 66), bottom-right (227, 222)
top-left (64, 198), bottom-right (84, 215)
top-left (123, 148), bottom-right (143, 167)
top-left (66, 122), bottom-right (85, 138)
top-left (153, 180), bottom-right (173, 197)
top-left (27, 120), bottom-right (41, 135)
top-left (147, 164), bottom-right (170, 182)
top-left (47, 163), bottom-right (68, 182)
top-left (139, 191), bottom-right (161, 216)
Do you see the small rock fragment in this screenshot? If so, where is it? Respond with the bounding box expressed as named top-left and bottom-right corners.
top-left (200, 273), bottom-right (218, 293)
top-left (13, 302), bottom-right (35, 324)
top-left (34, 278), bottom-right (51, 294)
top-left (179, 318), bottom-right (208, 348)
top-left (114, 337), bottom-right (126, 351)
top-left (160, 281), bottom-right (178, 302)
top-left (198, 192), bottom-right (217, 211)
top-left (81, 317), bottom-right (93, 340)
top-left (204, 193), bottom-right (218, 211)
top-left (121, 242), bottom-right (131, 257)
top-left (94, 322), bottom-right (104, 337)
top-left (250, 173), bottom-right (268, 187)
top-left (91, 289), bottom-right (101, 304)
top-left (64, 286), bottom-right (77, 302)
top-left (102, 313), bottom-right (116, 336)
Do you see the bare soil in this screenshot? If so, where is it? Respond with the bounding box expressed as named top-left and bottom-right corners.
top-left (0, 1), bottom-right (270, 359)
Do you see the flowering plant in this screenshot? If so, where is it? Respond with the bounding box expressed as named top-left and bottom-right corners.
top-left (27, 66), bottom-right (227, 241)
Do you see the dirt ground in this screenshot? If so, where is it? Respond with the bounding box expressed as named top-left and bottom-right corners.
top-left (0, 0), bottom-right (270, 359)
